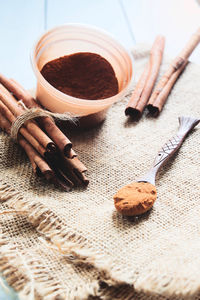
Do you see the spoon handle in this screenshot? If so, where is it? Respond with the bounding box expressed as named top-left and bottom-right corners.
top-left (139, 116), bottom-right (199, 184)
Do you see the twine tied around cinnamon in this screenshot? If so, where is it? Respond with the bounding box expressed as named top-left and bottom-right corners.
top-left (10, 100), bottom-right (76, 141)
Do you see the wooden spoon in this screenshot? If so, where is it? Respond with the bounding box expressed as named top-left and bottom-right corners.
top-left (114, 116), bottom-right (200, 216)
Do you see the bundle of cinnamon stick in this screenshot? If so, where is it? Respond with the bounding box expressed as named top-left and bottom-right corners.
top-left (126, 28), bottom-right (200, 119)
top-left (0, 74), bottom-right (89, 190)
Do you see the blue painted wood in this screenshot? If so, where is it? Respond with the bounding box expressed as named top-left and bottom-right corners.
top-left (122, 0), bottom-right (200, 64)
top-left (0, 0), bottom-right (45, 89)
top-left (0, 277), bottom-right (18, 300)
top-left (46, 0), bottom-right (135, 49)
top-left (0, 2), bottom-right (45, 298)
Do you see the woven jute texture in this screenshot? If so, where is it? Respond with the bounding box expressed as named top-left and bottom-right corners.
top-left (0, 45), bottom-right (200, 300)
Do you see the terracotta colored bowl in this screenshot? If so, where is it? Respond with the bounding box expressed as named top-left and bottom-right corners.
top-left (31, 23), bottom-right (133, 127)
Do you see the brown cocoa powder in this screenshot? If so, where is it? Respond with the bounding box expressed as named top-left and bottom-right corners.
top-left (114, 182), bottom-right (157, 216)
top-left (41, 52), bottom-right (119, 100)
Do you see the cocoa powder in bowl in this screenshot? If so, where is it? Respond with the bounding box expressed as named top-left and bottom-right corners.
top-left (41, 52), bottom-right (119, 100)
top-left (40, 52), bottom-right (119, 128)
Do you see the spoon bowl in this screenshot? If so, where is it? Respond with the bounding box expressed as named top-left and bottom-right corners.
top-left (114, 116), bottom-right (200, 216)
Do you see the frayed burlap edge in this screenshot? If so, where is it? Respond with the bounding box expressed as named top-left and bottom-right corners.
top-left (0, 232), bottom-right (104, 300)
top-left (0, 233), bottom-right (68, 300)
top-left (1, 178), bottom-right (199, 300)
top-left (0, 179), bottom-right (135, 300)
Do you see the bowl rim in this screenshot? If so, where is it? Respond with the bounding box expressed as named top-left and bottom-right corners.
top-left (31, 22), bottom-right (134, 107)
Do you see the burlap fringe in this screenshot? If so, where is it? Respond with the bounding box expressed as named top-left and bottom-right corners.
top-left (0, 233), bottom-right (103, 300)
top-left (0, 180), bottom-right (134, 299)
top-left (0, 234), bottom-right (37, 299)
top-left (97, 285), bottom-right (138, 300)
top-left (8, 197), bottom-right (122, 283)
top-left (0, 182), bottom-right (19, 202)
top-left (1, 179), bottom-right (198, 300)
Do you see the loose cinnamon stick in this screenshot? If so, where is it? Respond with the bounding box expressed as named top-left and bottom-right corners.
top-left (0, 74), bottom-right (73, 157)
top-left (147, 61), bottom-right (188, 116)
top-left (125, 35), bottom-right (165, 119)
top-left (147, 28), bottom-right (200, 115)
top-left (0, 85), bottom-right (57, 154)
top-left (125, 63), bottom-right (150, 119)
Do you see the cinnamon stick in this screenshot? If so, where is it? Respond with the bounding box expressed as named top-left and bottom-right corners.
top-left (63, 156), bottom-right (89, 186)
top-left (125, 35), bottom-right (165, 119)
top-left (147, 28), bottom-right (200, 115)
top-left (0, 97), bottom-right (85, 187)
top-left (0, 74), bottom-right (73, 157)
top-left (125, 63), bottom-right (150, 119)
top-left (0, 90), bottom-right (46, 157)
top-left (0, 98), bottom-right (88, 187)
top-left (0, 85), bottom-right (57, 154)
top-left (0, 76), bottom-right (89, 186)
top-left (147, 61), bottom-right (188, 116)
top-left (0, 112), bottom-right (73, 190)
top-left (0, 112), bottom-right (52, 178)
top-left (0, 110), bottom-right (11, 134)
top-left (18, 136), bottom-right (54, 179)
top-left (46, 152), bottom-right (88, 187)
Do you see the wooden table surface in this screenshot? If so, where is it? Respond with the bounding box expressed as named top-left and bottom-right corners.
top-left (0, 0), bottom-right (200, 298)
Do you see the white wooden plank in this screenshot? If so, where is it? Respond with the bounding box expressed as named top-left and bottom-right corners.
top-left (0, 0), bottom-right (45, 88)
top-left (122, 0), bottom-right (200, 64)
top-left (47, 0), bottom-right (135, 49)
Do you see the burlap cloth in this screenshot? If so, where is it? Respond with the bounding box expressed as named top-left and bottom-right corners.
top-left (0, 45), bottom-right (200, 300)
